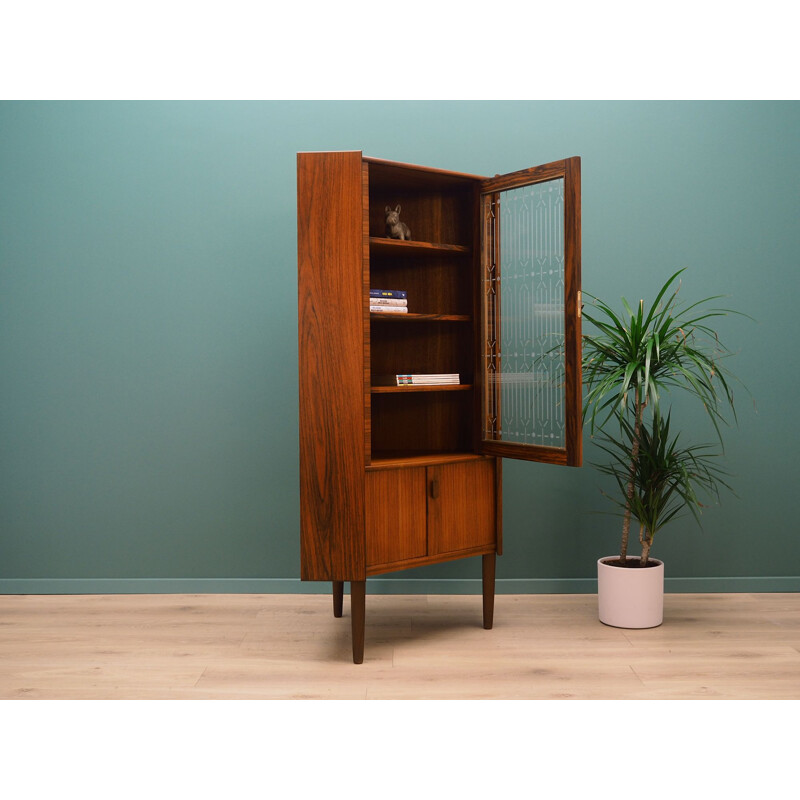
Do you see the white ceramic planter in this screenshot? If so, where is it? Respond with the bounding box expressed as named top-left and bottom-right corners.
top-left (597, 556), bottom-right (664, 629)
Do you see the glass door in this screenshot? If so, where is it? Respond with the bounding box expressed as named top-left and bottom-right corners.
top-left (479, 158), bottom-right (582, 467)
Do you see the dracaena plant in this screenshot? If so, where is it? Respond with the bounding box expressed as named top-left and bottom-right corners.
top-left (582, 269), bottom-right (742, 564)
top-left (593, 411), bottom-right (733, 565)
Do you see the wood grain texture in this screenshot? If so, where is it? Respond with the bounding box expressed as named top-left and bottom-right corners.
top-left (367, 451), bottom-right (488, 470)
top-left (333, 581), bottom-right (344, 617)
top-left (482, 553), bottom-right (496, 629)
top-left (368, 167), bottom-right (477, 459)
top-left (369, 238), bottom-right (470, 256)
top-left (3, 593), bottom-right (798, 698)
top-left (564, 156), bottom-right (582, 467)
top-left (368, 186), bottom-right (474, 246)
top-left (365, 157), bottom-right (486, 188)
top-left (479, 190), bottom-right (501, 449)
top-left (370, 250), bottom-right (473, 316)
top-left (495, 456), bottom-right (503, 555)
top-left (479, 158), bottom-right (569, 194)
top-left (370, 313), bottom-right (471, 323)
top-left (471, 182), bottom-right (484, 454)
top-left (480, 439), bottom-right (568, 466)
top-left (365, 468), bottom-right (427, 568)
top-left (350, 581), bottom-right (366, 664)
top-left (370, 320), bottom-right (473, 383)
top-left (370, 390), bottom-right (474, 454)
top-left (427, 460), bottom-right (496, 556)
top-left (362, 160), bottom-right (372, 467)
top-left (298, 151), bottom-right (366, 581)
top-left (371, 384), bottom-right (472, 394)
top-left (365, 546), bottom-right (496, 576)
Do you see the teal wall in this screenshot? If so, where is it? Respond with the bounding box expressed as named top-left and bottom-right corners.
top-left (1, 101), bottom-right (798, 593)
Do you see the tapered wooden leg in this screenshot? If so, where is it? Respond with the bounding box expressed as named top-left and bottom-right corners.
top-left (350, 580), bottom-right (366, 664)
top-left (332, 581), bottom-right (344, 618)
top-left (482, 553), bottom-right (496, 630)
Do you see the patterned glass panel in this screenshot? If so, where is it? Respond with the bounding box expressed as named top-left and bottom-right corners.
top-left (483, 178), bottom-right (565, 447)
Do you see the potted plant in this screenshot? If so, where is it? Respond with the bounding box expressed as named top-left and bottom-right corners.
top-left (582, 269), bottom-right (742, 628)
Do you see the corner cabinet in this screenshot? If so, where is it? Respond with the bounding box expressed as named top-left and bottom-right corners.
top-left (297, 152), bottom-right (582, 662)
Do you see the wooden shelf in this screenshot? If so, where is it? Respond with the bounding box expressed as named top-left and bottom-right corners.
top-left (370, 312), bottom-right (471, 322)
top-left (371, 383), bottom-right (472, 394)
top-left (369, 237), bottom-right (470, 257)
top-left (368, 451), bottom-right (488, 470)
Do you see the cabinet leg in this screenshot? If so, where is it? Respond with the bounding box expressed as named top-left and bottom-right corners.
top-left (350, 580), bottom-right (366, 664)
top-left (482, 553), bottom-right (496, 630)
top-left (332, 581), bottom-right (344, 618)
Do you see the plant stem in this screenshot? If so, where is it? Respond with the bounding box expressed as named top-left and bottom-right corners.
top-left (620, 391), bottom-right (644, 563)
top-left (640, 534), bottom-right (652, 566)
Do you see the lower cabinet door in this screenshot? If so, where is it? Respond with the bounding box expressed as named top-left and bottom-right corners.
top-left (365, 467), bottom-right (427, 568)
top-left (427, 460), bottom-right (496, 556)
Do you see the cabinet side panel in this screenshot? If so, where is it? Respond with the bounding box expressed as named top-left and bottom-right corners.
top-left (298, 152), bottom-right (366, 581)
top-left (362, 161), bottom-right (372, 465)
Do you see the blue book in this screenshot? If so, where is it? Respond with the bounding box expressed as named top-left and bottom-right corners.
top-left (370, 289), bottom-right (407, 299)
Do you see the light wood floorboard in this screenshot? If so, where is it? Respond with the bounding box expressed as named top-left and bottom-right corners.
top-left (1, 592), bottom-right (798, 699)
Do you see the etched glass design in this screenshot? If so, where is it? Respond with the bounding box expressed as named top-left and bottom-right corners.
top-left (483, 178), bottom-right (565, 447)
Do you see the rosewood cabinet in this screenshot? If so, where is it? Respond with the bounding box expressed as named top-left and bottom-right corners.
top-left (297, 151), bottom-right (582, 662)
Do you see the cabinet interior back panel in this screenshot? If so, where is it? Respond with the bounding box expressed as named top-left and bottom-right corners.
top-left (371, 390), bottom-right (473, 455)
top-left (369, 254), bottom-right (473, 317)
top-left (368, 189), bottom-right (474, 246)
top-left (370, 321), bottom-right (473, 380)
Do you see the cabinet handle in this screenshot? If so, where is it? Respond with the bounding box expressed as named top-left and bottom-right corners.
top-left (430, 479), bottom-right (439, 499)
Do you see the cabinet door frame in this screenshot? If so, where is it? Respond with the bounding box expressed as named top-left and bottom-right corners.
top-left (477, 157), bottom-right (582, 467)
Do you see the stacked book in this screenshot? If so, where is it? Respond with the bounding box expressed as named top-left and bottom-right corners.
top-left (370, 288), bottom-right (408, 314)
top-left (396, 373), bottom-right (460, 386)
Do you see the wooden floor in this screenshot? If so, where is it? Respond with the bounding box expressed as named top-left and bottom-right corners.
top-left (1, 592), bottom-right (799, 699)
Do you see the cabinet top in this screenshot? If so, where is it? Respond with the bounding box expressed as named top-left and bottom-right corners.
top-left (297, 150), bottom-right (487, 186)
top-left (364, 155), bottom-right (487, 184)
